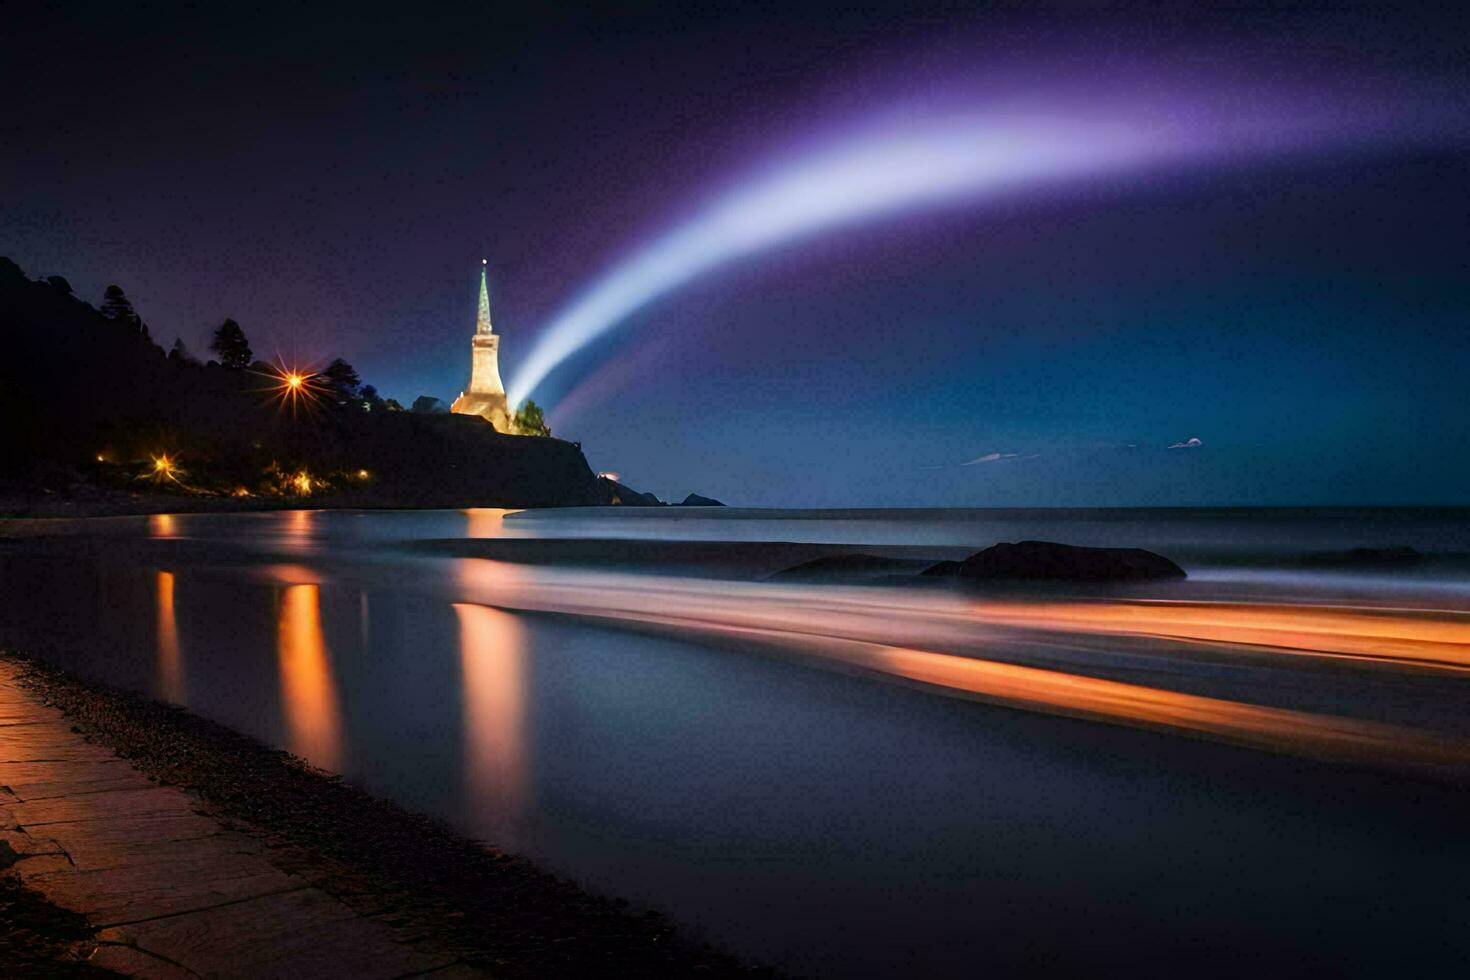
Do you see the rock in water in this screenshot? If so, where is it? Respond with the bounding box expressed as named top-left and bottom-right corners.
top-left (679, 493), bottom-right (725, 507)
top-left (930, 540), bottom-right (1186, 581)
top-left (771, 554), bottom-right (938, 581)
top-left (597, 477), bottom-right (664, 506)
top-left (919, 560), bottom-right (963, 577)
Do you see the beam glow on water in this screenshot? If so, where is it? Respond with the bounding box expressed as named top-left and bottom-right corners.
top-left (452, 558), bottom-right (1470, 777)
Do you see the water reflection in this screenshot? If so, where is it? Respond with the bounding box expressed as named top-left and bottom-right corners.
top-left (846, 640), bottom-right (1467, 777)
top-left (7, 509), bottom-right (1470, 978)
top-left (463, 508), bottom-right (521, 538)
top-left (452, 560), bottom-right (1470, 778)
top-left (283, 509), bottom-right (316, 550)
top-left (155, 570), bottom-right (185, 702)
top-left (969, 599), bottom-right (1470, 671)
top-left (454, 602), bottom-right (530, 846)
top-left (149, 513), bottom-right (177, 538)
top-left (275, 583), bottom-right (344, 771)
top-left (359, 591), bottom-right (370, 647)
top-left (261, 563), bottom-right (322, 586)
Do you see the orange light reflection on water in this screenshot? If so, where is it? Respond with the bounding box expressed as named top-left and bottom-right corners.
top-left (155, 570), bottom-right (184, 703)
top-left (276, 583), bottom-right (343, 771)
top-left (463, 508), bottom-right (522, 538)
top-left (284, 509), bottom-right (315, 545)
top-left (452, 560), bottom-right (1470, 779)
top-left (968, 599), bottom-right (1470, 672)
top-left (454, 602), bottom-right (529, 845)
top-left (847, 641), bottom-right (1466, 774)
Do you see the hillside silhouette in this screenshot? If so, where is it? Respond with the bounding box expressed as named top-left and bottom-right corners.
top-left (0, 257), bottom-right (603, 511)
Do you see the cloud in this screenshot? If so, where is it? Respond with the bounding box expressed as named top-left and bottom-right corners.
top-left (963, 452), bottom-right (1022, 465)
top-left (1167, 437), bottom-right (1203, 450)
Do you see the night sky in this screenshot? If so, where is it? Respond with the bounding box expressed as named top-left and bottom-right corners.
top-left (6, 2), bottom-right (1468, 506)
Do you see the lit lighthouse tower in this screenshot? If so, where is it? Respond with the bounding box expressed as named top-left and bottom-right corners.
top-left (451, 260), bottom-right (513, 431)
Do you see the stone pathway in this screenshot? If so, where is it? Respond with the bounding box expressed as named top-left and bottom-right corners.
top-left (0, 663), bottom-right (481, 978)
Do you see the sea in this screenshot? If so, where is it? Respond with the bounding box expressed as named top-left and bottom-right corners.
top-left (2, 506), bottom-right (1468, 977)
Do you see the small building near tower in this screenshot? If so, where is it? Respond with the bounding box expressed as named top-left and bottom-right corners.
top-left (450, 260), bottom-right (513, 431)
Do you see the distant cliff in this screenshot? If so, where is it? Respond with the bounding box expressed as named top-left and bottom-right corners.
top-left (320, 414), bottom-right (604, 508)
top-left (592, 479), bottom-right (726, 507)
top-left (0, 257), bottom-right (603, 509)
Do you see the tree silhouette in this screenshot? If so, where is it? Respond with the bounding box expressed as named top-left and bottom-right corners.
top-left (210, 319), bottom-right (252, 369)
top-left (513, 399), bottom-right (551, 437)
top-left (100, 284), bottom-right (153, 340)
top-left (168, 337), bottom-right (197, 364)
top-left (321, 358), bottom-right (361, 402)
top-left (359, 384), bottom-right (385, 411)
top-left (100, 284), bottom-right (137, 324)
top-left (411, 395), bottom-right (445, 413)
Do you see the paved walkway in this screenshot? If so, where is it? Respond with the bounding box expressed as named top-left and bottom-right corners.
top-left (0, 663), bottom-right (479, 978)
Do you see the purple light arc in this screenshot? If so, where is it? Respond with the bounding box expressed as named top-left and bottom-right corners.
top-left (506, 87), bottom-right (1452, 408)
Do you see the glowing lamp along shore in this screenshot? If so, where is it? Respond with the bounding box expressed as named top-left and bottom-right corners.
top-left (265, 363), bottom-right (322, 414)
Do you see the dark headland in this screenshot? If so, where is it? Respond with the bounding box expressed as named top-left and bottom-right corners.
top-left (0, 258), bottom-right (708, 517)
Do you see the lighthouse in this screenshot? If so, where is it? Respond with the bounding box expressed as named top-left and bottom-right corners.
top-left (450, 260), bottom-right (513, 431)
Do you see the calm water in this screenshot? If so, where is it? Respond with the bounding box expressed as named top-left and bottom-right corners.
top-left (2, 507), bottom-right (1469, 976)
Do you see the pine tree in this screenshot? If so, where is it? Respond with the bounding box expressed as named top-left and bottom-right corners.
top-left (321, 358), bottom-right (361, 402)
top-left (513, 399), bottom-right (551, 437)
top-left (210, 319), bottom-right (253, 369)
top-left (168, 337), bottom-right (196, 364)
top-left (100, 284), bottom-right (139, 326)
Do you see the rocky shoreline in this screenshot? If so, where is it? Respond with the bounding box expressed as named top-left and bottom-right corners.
top-left (0, 477), bottom-right (708, 520)
top-left (2, 653), bottom-right (765, 978)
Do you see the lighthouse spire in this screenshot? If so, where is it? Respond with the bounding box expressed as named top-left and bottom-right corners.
top-left (451, 259), bottom-right (510, 426)
top-left (476, 259), bottom-right (493, 335)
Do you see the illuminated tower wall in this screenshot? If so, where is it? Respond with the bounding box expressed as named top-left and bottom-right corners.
top-left (451, 262), bottom-right (513, 431)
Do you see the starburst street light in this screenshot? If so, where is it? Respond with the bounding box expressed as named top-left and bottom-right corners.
top-left (143, 453), bottom-right (188, 488)
top-left (274, 366), bottom-right (315, 403)
top-left (253, 360), bottom-right (326, 416)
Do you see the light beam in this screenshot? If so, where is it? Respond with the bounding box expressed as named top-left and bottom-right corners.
top-left (506, 85), bottom-right (1455, 408)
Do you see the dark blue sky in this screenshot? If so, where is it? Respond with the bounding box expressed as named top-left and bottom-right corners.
top-left (5, 3), bottom-right (1467, 505)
